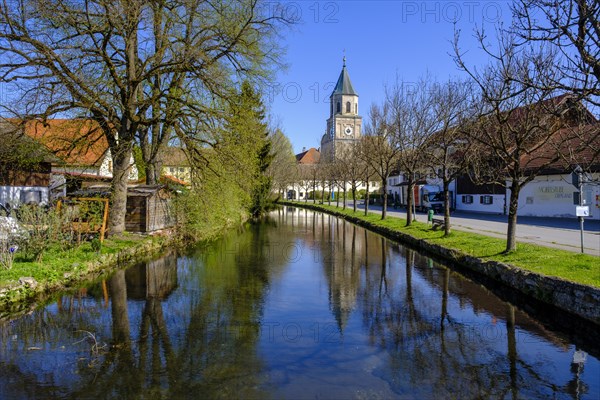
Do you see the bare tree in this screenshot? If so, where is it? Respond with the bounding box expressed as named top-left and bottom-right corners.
top-left (296, 167), bottom-right (312, 202)
top-left (0, 0), bottom-right (289, 234)
top-left (387, 77), bottom-right (438, 226)
top-left (362, 102), bottom-right (400, 219)
top-left (454, 31), bottom-right (591, 252)
top-left (355, 138), bottom-right (377, 216)
top-left (337, 142), bottom-right (365, 212)
top-left (424, 79), bottom-right (477, 235)
top-left (512, 0), bottom-right (600, 105)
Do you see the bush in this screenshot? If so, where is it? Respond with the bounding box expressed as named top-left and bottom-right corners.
top-left (15, 204), bottom-right (74, 262)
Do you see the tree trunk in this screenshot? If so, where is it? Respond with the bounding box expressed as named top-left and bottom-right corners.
top-left (506, 180), bottom-right (520, 252)
top-left (443, 179), bottom-right (451, 236)
top-left (108, 143), bottom-right (133, 235)
top-left (352, 186), bottom-right (357, 212)
top-left (343, 188), bottom-right (347, 210)
top-left (145, 162), bottom-right (160, 185)
top-left (109, 270), bottom-right (131, 345)
top-left (406, 179), bottom-right (414, 226)
top-left (381, 182), bottom-right (388, 220)
top-left (364, 180), bottom-right (370, 216)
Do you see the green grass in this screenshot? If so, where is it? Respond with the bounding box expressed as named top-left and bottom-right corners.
top-left (288, 201), bottom-right (600, 288)
top-left (0, 233), bottom-right (153, 289)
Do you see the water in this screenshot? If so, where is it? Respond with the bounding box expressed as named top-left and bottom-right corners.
top-left (0, 206), bottom-right (598, 399)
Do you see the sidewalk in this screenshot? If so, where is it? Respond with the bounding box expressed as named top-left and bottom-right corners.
top-left (333, 201), bottom-right (600, 256)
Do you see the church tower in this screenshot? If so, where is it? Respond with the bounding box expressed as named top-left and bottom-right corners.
top-left (321, 58), bottom-right (362, 161)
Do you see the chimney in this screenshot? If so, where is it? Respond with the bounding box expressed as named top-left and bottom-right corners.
top-left (302, 147), bottom-right (306, 152)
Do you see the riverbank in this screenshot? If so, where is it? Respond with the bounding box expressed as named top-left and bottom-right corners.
top-left (281, 201), bottom-right (600, 325)
top-left (0, 233), bottom-right (174, 318)
top-left (0, 216), bottom-right (245, 319)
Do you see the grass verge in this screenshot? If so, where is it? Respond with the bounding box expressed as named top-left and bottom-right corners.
top-left (0, 233), bottom-right (154, 288)
top-left (289, 201), bottom-right (600, 288)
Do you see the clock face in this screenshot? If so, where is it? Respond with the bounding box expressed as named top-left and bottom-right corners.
top-left (344, 126), bottom-right (353, 136)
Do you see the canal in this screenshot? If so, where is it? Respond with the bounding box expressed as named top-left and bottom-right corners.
top-left (0, 206), bottom-right (598, 399)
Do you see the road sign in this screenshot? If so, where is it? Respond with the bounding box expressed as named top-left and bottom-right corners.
top-left (576, 206), bottom-right (589, 217)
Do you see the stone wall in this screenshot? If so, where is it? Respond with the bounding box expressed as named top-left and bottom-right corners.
top-left (282, 201), bottom-right (600, 325)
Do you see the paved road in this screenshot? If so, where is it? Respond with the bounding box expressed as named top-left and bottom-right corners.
top-left (331, 201), bottom-right (600, 256)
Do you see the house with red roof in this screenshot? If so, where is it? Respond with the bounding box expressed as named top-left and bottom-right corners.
top-left (0, 120), bottom-right (60, 207)
top-left (18, 119), bottom-right (139, 197)
top-left (386, 95), bottom-right (600, 220)
top-left (296, 147), bottom-right (321, 165)
top-left (22, 119), bottom-right (138, 179)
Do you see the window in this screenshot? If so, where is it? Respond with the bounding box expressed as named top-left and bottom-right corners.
top-left (480, 195), bottom-right (493, 205)
top-left (355, 104), bottom-right (358, 114)
top-left (336, 102), bottom-right (341, 113)
top-left (346, 101), bottom-right (351, 113)
top-left (462, 195), bottom-right (473, 204)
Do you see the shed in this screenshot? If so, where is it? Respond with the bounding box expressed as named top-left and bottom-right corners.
top-left (71, 184), bottom-right (176, 233)
top-left (125, 185), bottom-right (175, 233)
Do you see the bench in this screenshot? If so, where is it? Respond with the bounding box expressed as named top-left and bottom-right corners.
top-left (431, 218), bottom-right (445, 230)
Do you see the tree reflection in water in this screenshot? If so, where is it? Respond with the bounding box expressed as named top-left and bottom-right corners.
top-left (0, 207), bottom-right (597, 399)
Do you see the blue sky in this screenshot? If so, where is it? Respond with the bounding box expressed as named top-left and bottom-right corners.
top-left (267, 1), bottom-right (513, 153)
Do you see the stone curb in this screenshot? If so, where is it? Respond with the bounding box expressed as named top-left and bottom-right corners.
top-left (282, 201), bottom-right (600, 325)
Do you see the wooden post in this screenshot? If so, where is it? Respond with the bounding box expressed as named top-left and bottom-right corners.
top-left (100, 198), bottom-right (109, 243)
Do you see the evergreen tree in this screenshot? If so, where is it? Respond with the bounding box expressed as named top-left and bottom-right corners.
top-left (225, 81), bottom-right (272, 218)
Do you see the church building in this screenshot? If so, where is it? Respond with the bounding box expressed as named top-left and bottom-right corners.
top-left (320, 58), bottom-right (363, 161)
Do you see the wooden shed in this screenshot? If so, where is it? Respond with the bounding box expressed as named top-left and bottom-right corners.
top-left (125, 185), bottom-right (175, 233)
top-left (70, 184), bottom-right (176, 233)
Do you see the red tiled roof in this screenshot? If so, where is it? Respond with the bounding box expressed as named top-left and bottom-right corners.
top-left (21, 119), bottom-right (109, 167)
top-left (160, 174), bottom-right (189, 186)
top-left (519, 123), bottom-right (600, 173)
top-left (296, 147), bottom-right (320, 164)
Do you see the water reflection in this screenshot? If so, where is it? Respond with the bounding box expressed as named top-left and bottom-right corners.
top-left (0, 207), bottom-right (598, 399)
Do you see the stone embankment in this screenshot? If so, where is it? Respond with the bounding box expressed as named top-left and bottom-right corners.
top-left (283, 202), bottom-right (600, 325)
top-left (0, 236), bottom-right (171, 319)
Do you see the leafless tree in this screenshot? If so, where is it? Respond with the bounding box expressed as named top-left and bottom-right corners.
top-left (423, 79), bottom-right (478, 235)
top-left (454, 31), bottom-right (592, 252)
top-left (387, 77), bottom-right (438, 226)
top-left (511, 0), bottom-right (600, 105)
top-left (362, 103), bottom-right (400, 219)
top-left (294, 164), bottom-right (312, 202)
top-left (337, 142), bottom-right (366, 212)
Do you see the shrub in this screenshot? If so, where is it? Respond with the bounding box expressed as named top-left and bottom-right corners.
top-left (16, 204), bottom-right (73, 262)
